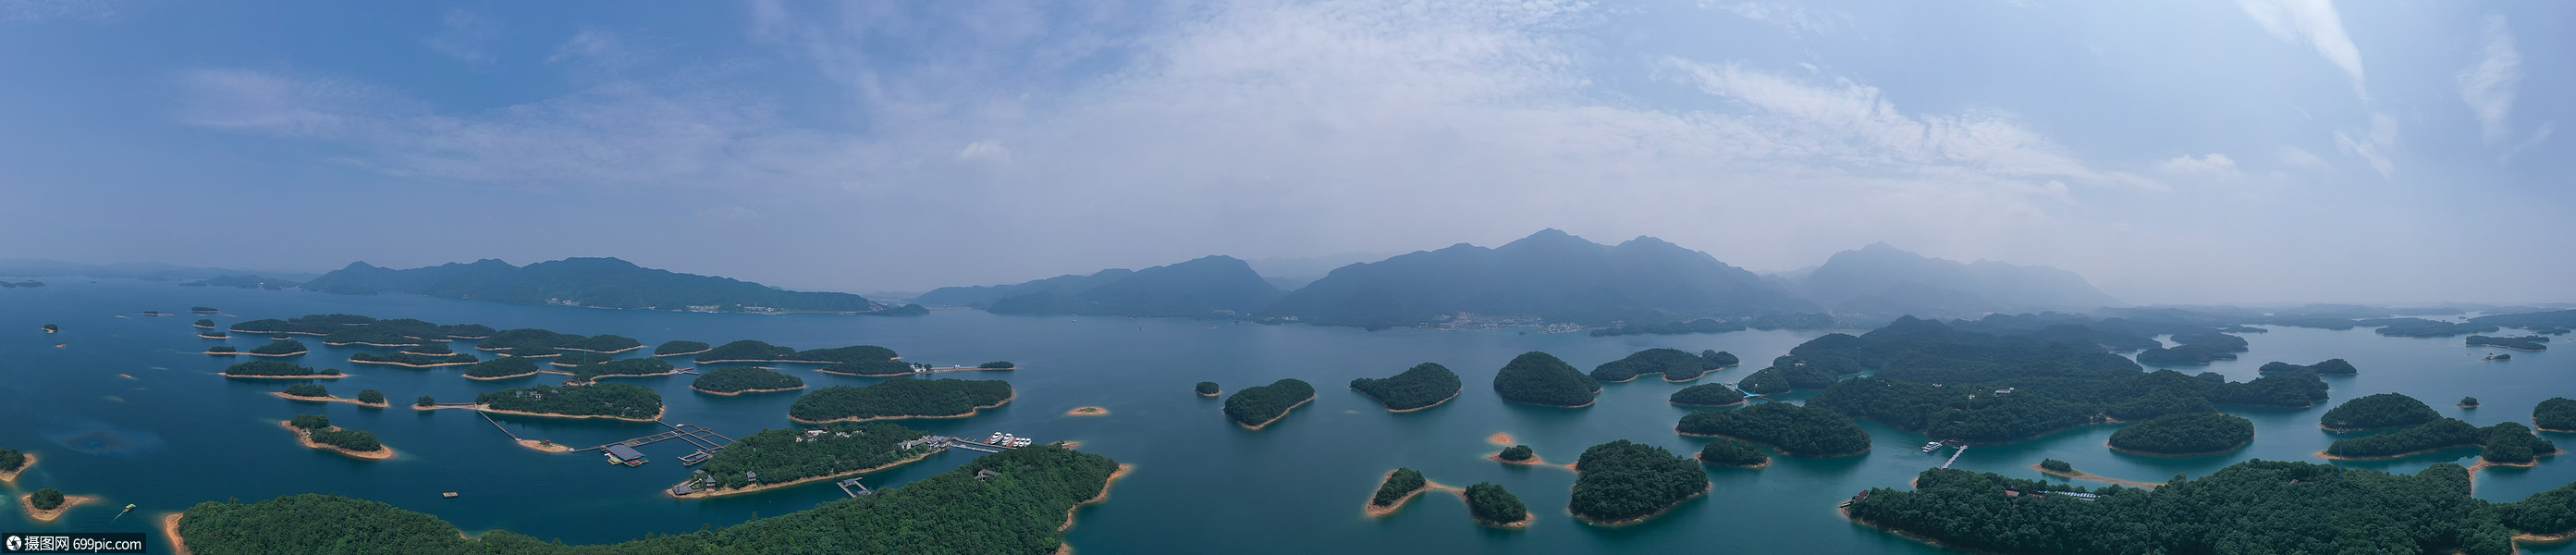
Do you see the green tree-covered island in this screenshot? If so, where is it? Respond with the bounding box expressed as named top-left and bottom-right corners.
top-left (671, 423), bottom-right (942, 498)
top-left (2319, 392), bottom-right (2441, 432)
top-left (475, 383), bottom-right (666, 422)
top-left (787, 378), bottom-right (1014, 424)
top-left (1491, 352), bottom-right (1600, 408)
top-left (221, 361), bottom-right (343, 379)
top-left (1349, 363), bottom-right (1462, 412)
top-left (2105, 413), bottom-right (2254, 456)
top-left (1225, 378), bottom-right (1317, 429)
top-left (281, 413), bottom-right (391, 460)
top-left (690, 366), bottom-right (807, 395)
top-left (1676, 401), bottom-right (1872, 457)
top-left (1589, 348), bottom-right (1736, 383)
top-left (1568, 440), bottom-right (1709, 525)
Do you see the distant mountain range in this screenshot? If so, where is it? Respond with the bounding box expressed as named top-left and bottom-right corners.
top-left (915, 229), bottom-right (2127, 327)
top-left (0, 259), bottom-right (319, 282)
top-left (303, 257), bottom-right (905, 314)
top-left (918, 255), bottom-right (1280, 317)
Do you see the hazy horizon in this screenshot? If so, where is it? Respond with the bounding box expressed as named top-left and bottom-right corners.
top-left (6, 2), bottom-right (2569, 306)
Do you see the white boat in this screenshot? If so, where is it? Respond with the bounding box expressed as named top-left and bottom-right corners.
top-left (1920, 441), bottom-right (1944, 453)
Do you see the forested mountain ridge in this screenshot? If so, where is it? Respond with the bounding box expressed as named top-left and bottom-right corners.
top-left (1794, 242), bottom-right (2120, 320)
top-left (1264, 229), bottom-right (1818, 327)
top-left (303, 257), bottom-right (899, 314)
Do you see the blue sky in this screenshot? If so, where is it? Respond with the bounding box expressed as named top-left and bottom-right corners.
top-left (2, 0), bottom-right (2567, 304)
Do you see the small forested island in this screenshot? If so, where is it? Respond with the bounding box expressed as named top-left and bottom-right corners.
top-left (228, 314), bottom-right (380, 335)
top-left (2258, 358), bottom-right (2358, 375)
top-left (691, 366), bottom-right (807, 395)
top-left (558, 357), bottom-right (679, 382)
top-left (673, 423), bottom-right (941, 497)
top-left (194, 318), bottom-right (215, 328)
top-left (1349, 363), bottom-right (1463, 412)
top-left (206, 346), bottom-right (238, 354)
top-left (1676, 401), bottom-right (1871, 457)
top-left (2324, 418), bottom-right (2558, 464)
top-left (2468, 335), bottom-right (2550, 352)
top-left (788, 378), bottom-right (1015, 424)
top-left (2106, 413), bottom-right (2254, 456)
top-left (1195, 381), bottom-right (1221, 397)
top-left (654, 339), bottom-right (712, 356)
top-left (1589, 348), bottom-right (1736, 382)
top-left (462, 357), bottom-right (543, 380)
top-left (282, 414), bottom-right (391, 460)
top-left (1223, 378), bottom-right (1318, 429)
top-left (41, 324), bottom-right (56, 333)
top-left (1668, 382), bottom-right (1748, 407)
top-left (2460, 397), bottom-right (2480, 409)
top-left (1846, 461), bottom-right (2557, 555)
top-left (1493, 445), bottom-right (1539, 464)
top-left (249, 339), bottom-right (310, 356)
top-left (1697, 438), bottom-right (1771, 468)
top-left (1567, 439), bottom-right (1709, 525)
top-left (1464, 482), bottom-right (1531, 528)
top-left (548, 352), bottom-right (614, 366)
top-left (2319, 392), bottom-right (2441, 431)
top-left (694, 339), bottom-right (795, 362)
top-left (816, 359), bottom-right (918, 376)
top-left (21, 487), bottom-right (91, 522)
top-left (504, 346), bottom-right (562, 358)
top-left (2488, 352), bottom-right (2513, 361)
top-left (1491, 352), bottom-right (1601, 408)
top-left (0, 448), bottom-right (30, 482)
top-left (2373, 318), bottom-right (2500, 338)
top-left (1587, 317), bottom-right (1747, 337)
top-left (979, 361), bottom-right (1015, 369)
top-left (1735, 354), bottom-right (1851, 395)
top-left (350, 352), bottom-right (478, 367)
top-left (222, 361), bottom-right (342, 378)
top-left (775, 345), bottom-right (902, 364)
top-left (476, 383), bottom-right (665, 421)
top-left (476, 328), bottom-right (644, 353)
top-left (2537, 398), bottom-right (2576, 432)
top-left (1366, 467), bottom-right (1431, 515)
top-left (280, 384), bottom-right (330, 398)
top-left (170, 446), bottom-right (1123, 553)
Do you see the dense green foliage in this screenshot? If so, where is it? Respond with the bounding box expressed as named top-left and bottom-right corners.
top-left (1697, 438), bottom-right (1770, 467)
top-left (1498, 445), bottom-right (1534, 462)
top-left (1195, 381), bottom-right (1220, 395)
top-left (1587, 317), bottom-right (1747, 337)
top-left (1260, 229), bottom-right (1818, 327)
top-left (31, 488), bottom-right (64, 511)
top-left (174, 445), bottom-right (1121, 554)
top-left (1668, 383), bottom-right (1746, 406)
top-left (1809, 377), bottom-right (2096, 443)
top-left (1847, 461), bottom-right (2515, 555)
top-left (1590, 348), bottom-right (1732, 382)
top-left (688, 423), bottom-right (935, 490)
top-left (817, 359), bottom-right (917, 376)
top-left (1736, 354), bottom-right (1847, 394)
top-left (975, 255), bottom-right (1282, 317)
top-left (415, 395), bottom-right (435, 407)
top-left (2504, 482), bottom-right (2576, 535)
top-left (696, 339), bottom-right (796, 362)
top-left (322, 326), bottom-right (431, 346)
top-left (2106, 413), bottom-right (2253, 455)
top-left (1568, 440), bottom-right (1708, 523)
top-left (653, 340), bottom-right (710, 355)
top-left (476, 383), bottom-right (663, 420)
top-left (1350, 363), bottom-right (1463, 411)
top-left (461, 357), bottom-right (541, 378)
top-left (2326, 418), bottom-right (2558, 463)
top-left (2374, 318), bottom-right (2501, 338)
top-left (1370, 467), bottom-right (1428, 507)
top-left (350, 352), bottom-right (478, 366)
top-left (289, 414), bottom-right (330, 430)
top-left (561, 357), bottom-right (676, 381)
top-left (1490, 352), bottom-right (1600, 407)
top-left (788, 378), bottom-right (1014, 423)
top-left (549, 352), bottom-right (613, 366)
top-left (228, 314), bottom-right (375, 334)
top-left (2539, 398), bottom-right (2576, 431)
top-left (2320, 392), bottom-right (2442, 431)
top-left (282, 384), bottom-right (328, 398)
top-left (2259, 358), bottom-right (2359, 375)
top-left (355, 389), bottom-right (385, 405)
top-left (0, 449), bottom-right (22, 472)
top-left (249, 339), bottom-right (309, 355)
top-left (2467, 335), bottom-right (2549, 351)
top-left (1223, 378), bottom-right (1317, 427)
top-left (195, 318), bottom-right (215, 327)
top-left (222, 361), bottom-right (337, 376)
top-left (192, 306), bottom-right (218, 312)
top-left (692, 366), bottom-right (805, 393)
top-left (2134, 343), bottom-right (2239, 365)
top-left (979, 361), bottom-right (1014, 369)
top-left (2039, 458), bottom-right (2071, 472)
top-left (1465, 482), bottom-right (1528, 525)
top-left (206, 346), bottom-right (237, 353)
top-left (403, 342), bottom-right (454, 355)
top-left (2460, 397), bottom-right (2479, 407)
top-left (477, 328), bottom-right (642, 352)
top-left (779, 345), bottom-right (901, 363)
top-left (306, 427), bottom-right (383, 452)
top-left (1677, 402), bottom-right (1871, 456)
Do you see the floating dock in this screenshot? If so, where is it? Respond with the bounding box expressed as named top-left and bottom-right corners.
top-left (838, 478), bottom-right (873, 498)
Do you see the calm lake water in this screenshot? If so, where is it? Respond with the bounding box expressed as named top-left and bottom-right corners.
top-left (2, 279), bottom-right (2570, 553)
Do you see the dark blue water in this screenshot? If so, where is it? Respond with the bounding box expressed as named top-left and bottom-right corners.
top-left (1, 279), bottom-right (2569, 553)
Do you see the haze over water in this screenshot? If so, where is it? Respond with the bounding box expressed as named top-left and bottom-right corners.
top-left (3, 280), bottom-right (2570, 553)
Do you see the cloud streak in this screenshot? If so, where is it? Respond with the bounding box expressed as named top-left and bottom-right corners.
top-left (2456, 15), bottom-right (2521, 145)
top-left (2238, 0), bottom-right (2366, 99)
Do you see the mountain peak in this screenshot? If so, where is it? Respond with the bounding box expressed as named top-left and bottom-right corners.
top-left (1499, 228), bottom-right (1601, 252)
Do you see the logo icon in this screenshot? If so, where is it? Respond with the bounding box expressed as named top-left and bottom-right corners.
top-left (5, 534), bottom-right (19, 550)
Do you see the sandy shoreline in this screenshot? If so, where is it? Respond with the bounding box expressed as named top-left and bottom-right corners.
top-left (351, 358), bottom-right (476, 368)
top-left (2107, 432), bottom-right (2253, 458)
top-left (517, 439), bottom-right (572, 453)
top-left (324, 341), bottom-right (427, 348)
top-left (558, 345), bottom-right (645, 354)
top-left (2314, 444), bottom-right (2484, 462)
top-left (2031, 464), bottom-right (2165, 488)
top-left (655, 348), bottom-right (714, 358)
top-left (0, 452), bottom-right (32, 482)
top-left (20, 493), bottom-right (96, 523)
top-left (690, 385), bottom-right (808, 396)
top-left (1674, 430), bottom-right (1870, 458)
top-left (1363, 388), bottom-right (1460, 413)
top-left (222, 372), bottom-right (347, 379)
top-left (791, 392), bottom-right (1016, 425)
top-left (1235, 395), bottom-right (1317, 430)
top-left (269, 391), bottom-right (389, 408)
top-left (1060, 463), bottom-right (1135, 532)
top-left (1067, 407), bottom-right (1110, 416)
top-left (277, 421), bottom-right (396, 460)
top-left (670, 448), bottom-right (944, 500)
top-left (1362, 472), bottom-right (1464, 518)
top-left (2320, 422), bottom-right (2425, 433)
top-left (1670, 399), bottom-right (1749, 408)
top-left (1502, 395), bottom-right (1597, 409)
top-left (482, 406), bottom-right (667, 423)
top-left (1196, 389), bottom-right (1221, 397)
top-left (161, 512), bottom-right (191, 555)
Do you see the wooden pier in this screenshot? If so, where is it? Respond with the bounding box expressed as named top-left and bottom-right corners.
top-left (571, 422), bottom-right (737, 462)
top-left (1941, 445), bottom-right (1969, 469)
top-left (837, 478), bottom-right (872, 498)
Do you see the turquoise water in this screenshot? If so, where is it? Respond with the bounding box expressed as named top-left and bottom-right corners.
top-left (1, 279), bottom-right (2570, 553)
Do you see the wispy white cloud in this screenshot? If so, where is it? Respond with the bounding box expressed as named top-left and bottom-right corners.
top-left (2277, 145), bottom-right (2333, 173)
top-left (2334, 113), bottom-right (2398, 179)
top-left (1658, 60), bottom-right (2090, 179)
top-left (2159, 154), bottom-right (2240, 180)
top-left (547, 28), bottom-right (636, 68)
top-left (427, 10), bottom-right (501, 64)
top-left (2456, 15), bottom-right (2522, 145)
top-left (2237, 0), bottom-right (2365, 99)
top-left (1707, 1), bottom-right (1846, 36)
